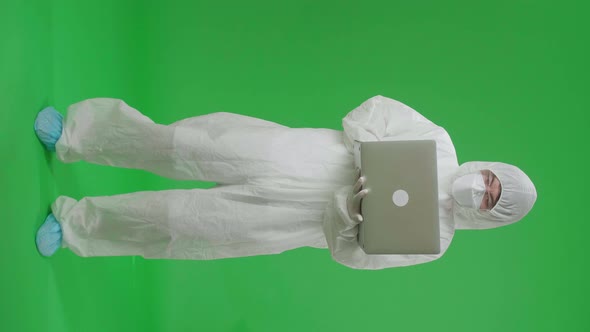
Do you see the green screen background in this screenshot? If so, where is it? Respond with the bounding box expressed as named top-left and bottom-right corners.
top-left (2, 0), bottom-right (587, 331)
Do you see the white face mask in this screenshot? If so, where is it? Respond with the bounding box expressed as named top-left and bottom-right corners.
top-left (452, 173), bottom-right (486, 209)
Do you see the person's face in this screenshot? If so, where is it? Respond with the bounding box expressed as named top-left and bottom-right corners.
top-left (479, 170), bottom-right (502, 210)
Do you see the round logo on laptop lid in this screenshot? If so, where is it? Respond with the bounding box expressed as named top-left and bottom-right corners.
top-left (392, 189), bottom-right (409, 207)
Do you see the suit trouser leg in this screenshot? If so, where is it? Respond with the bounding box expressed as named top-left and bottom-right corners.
top-left (55, 98), bottom-right (353, 185)
top-left (55, 97), bottom-right (268, 184)
top-left (52, 184), bottom-right (331, 258)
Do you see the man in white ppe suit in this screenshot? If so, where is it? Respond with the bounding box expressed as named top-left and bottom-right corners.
top-left (34, 95), bottom-right (537, 269)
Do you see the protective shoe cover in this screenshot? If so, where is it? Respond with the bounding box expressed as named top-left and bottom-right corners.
top-left (450, 162), bottom-right (537, 230)
top-left (36, 214), bottom-right (63, 257)
top-left (34, 106), bottom-right (63, 152)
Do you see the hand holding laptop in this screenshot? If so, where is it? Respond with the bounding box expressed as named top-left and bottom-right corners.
top-left (346, 167), bottom-right (369, 223)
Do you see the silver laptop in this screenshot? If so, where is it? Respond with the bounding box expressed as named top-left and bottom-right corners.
top-left (354, 140), bottom-right (440, 255)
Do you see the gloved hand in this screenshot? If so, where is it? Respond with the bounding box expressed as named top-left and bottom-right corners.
top-left (347, 168), bottom-right (369, 223)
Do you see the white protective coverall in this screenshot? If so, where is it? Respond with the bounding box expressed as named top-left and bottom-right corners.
top-left (51, 95), bottom-right (466, 269)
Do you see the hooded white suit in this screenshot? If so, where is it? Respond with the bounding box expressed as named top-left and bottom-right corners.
top-left (50, 95), bottom-right (536, 269)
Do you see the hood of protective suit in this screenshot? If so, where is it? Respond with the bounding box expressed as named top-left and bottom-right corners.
top-left (451, 161), bottom-right (537, 230)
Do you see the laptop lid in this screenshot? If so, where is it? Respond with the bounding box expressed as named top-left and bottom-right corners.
top-left (355, 140), bottom-right (440, 254)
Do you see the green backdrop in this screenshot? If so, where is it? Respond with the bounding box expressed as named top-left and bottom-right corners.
top-left (2, 0), bottom-right (587, 331)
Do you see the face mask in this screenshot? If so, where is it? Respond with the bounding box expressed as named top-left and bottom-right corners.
top-left (452, 173), bottom-right (486, 209)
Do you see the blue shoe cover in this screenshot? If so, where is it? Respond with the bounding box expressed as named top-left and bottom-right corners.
top-left (36, 214), bottom-right (63, 257)
top-left (34, 106), bottom-right (63, 152)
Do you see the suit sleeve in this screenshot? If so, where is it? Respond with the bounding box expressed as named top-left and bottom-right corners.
top-left (341, 95), bottom-right (438, 153)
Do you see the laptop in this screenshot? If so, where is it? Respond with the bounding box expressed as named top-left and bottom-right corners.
top-left (353, 140), bottom-right (440, 255)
